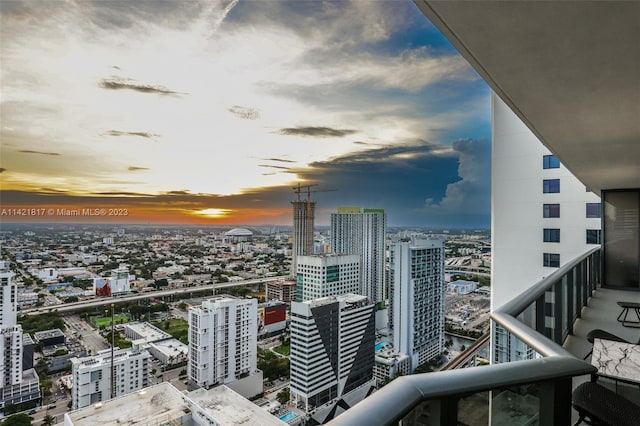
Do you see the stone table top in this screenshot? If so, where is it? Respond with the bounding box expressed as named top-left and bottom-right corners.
top-left (591, 338), bottom-right (640, 383)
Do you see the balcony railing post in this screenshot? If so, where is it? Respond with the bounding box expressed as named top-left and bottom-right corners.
top-left (553, 281), bottom-right (563, 344)
top-left (536, 296), bottom-right (546, 338)
top-left (539, 378), bottom-right (572, 425)
top-left (567, 270), bottom-right (574, 335)
top-left (439, 397), bottom-right (458, 426)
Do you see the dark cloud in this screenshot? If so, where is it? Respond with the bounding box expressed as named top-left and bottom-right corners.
top-left (262, 158), bottom-right (296, 163)
top-left (128, 166), bottom-right (149, 172)
top-left (228, 105), bottom-right (260, 120)
top-left (0, 168), bottom-right (6, 173)
top-left (17, 150), bottom-right (60, 156)
top-left (103, 130), bottom-right (159, 139)
top-left (277, 126), bottom-right (357, 138)
top-left (98, 78), bottom-right (184, 95)
top-left (38, 188), bottom-right (69, 194)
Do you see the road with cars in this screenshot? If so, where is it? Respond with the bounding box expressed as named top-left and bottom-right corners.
top-left (20, 276), bottom-right (285, 316)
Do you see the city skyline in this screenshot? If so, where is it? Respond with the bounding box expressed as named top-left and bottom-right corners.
top-left (1, 0), bottom-right (491, 228)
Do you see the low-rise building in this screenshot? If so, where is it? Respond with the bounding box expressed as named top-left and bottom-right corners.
top-left (147, 339), bottom-right (188, 366)
top-left (265, 280), bottom-right (297, 303)
top-left (63, 382), bottom-right (288, 426)
top-left (71, 348), bottom-right (151, 410)
top-left (33, 328), bottom-right (66, 347)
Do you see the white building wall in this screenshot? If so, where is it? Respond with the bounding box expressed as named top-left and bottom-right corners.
top-left (491, 93), bottom-right (601, 362)
top-left (188, 297), bottom-right (257, 389)
top-left (1, 271), bottom-right (17, 328)
top-left (390, 238), bottom-right (445, 371)
top-left (330, 208), bottom-right (386, 303)
top-left (71, 349), bottom-right (151, 410)
top-left (296, 254), bottom-right (360, 302)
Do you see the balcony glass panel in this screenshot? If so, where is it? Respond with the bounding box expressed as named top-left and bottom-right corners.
top-left (603, 190), bottom-right (640, 289)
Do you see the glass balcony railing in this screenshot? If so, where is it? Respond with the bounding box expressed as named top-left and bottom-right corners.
top-left (327, 247), bottom-right (601, 426)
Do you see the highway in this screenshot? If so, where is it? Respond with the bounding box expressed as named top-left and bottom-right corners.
top-left (20, 276), bottom-right (285, 315)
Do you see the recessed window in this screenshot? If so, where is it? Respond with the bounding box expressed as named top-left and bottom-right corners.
top-left (543, 155), bottom-right (560, 169)
top-left (543, 228), bottom-right (560, 243)
top-left (586, 203), bottom-right (601, 218)
top-left (586, 229), bottom-right (601, 244)
top-left (543, 253), bottom-right (560, 268)
top-left (543, 179), bottom-right (560, 193)
top-left (543, 204), bottom-right (560, 218)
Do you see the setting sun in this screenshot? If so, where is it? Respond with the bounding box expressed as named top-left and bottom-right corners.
top-left (194, 208), bottom-right (233, 219)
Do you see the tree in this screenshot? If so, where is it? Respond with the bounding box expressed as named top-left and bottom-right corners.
top-left (42, 414), bottom-right (55, 426)
top-left (276, 387), bottom-right (290, 405)
top-left (0, 413), bottom-right (32, 426)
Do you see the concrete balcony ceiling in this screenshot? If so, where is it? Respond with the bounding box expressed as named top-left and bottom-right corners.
top-left (416, 1), bottom-right (640, 194)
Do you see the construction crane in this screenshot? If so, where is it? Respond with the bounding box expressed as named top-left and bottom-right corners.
top-left (292, 183), bottom-right (336, 201)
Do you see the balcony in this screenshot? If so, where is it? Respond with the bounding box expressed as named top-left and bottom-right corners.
top-left (328, 247), bottom-right (640, 425)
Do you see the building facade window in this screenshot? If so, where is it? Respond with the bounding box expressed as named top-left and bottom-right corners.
top-left (543, 179), bottom-right (560, 193)
top-left (586, 229), bottom-right (602, 244)
top-left (543, 253), bottom-right (560, 268)
top-left (543, 228), bottom-right (560, 243)
top-left (543, 204), bottom-right (560, 218)
top-left (543, 155), bottom-right (560, 169)
top-left (586, 203), bottom-right (601, 218)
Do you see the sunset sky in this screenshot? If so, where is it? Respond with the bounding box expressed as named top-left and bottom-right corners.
top-left (0, 0), bottom-right (491, 227)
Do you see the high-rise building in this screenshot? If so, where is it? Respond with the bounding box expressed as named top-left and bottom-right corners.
top-left (331, 207), bottom-right (387, 303)
top-left (291, 190), bottom-right (316, 277)
top-left (1, 264), bottom-right (40, 409)
top-left (188, 296), bottom-right (257, 389)
top-left (290, 294), bottom-right (376, 423)
top-left (70, 348), bottom-right (151, 409)
top-left (492, 94), bottom-right (602, 363)
top-left (0, 266), bottom-right (18, 328)
top-left (389, 238), bottom-right (445, 372)
top-left (296, 254), bottom-right (360, 302)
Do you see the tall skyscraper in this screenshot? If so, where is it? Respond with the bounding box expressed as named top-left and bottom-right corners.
top-left (331, 207), bottom-right (387, 303)
top-left (291, 185), bottom-right (317, 277)
top-left (0, 265), bottom-right (18, 329)
top-left (290, 294), bottom-right (375, 423)
top-left (492, 94), bottom-right (602, 363)
top-left (296, 254), bottom-right (360, 302)
top-left (389, 238), bottom-right (445, 372)
top-left (70, 348), bottom-right (151, 409)
top-left (188, 296), bottom-right (257, 389)
top-left (1, 263), bottom-right (40, 409)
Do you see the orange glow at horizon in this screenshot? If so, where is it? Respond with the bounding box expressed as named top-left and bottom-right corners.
top-left (0, 203), bottom-right (293, 226)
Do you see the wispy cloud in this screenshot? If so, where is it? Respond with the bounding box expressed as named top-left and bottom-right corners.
top-left (17, 150), bottom-right (60, 156)
top-left (228, 105), bottom-right (260, 120)
top-left (258, 164), bottom-right (291, 170)
top-left (277, 126), bottom-right (357, 138)
top-left (262, 158), bottom-right (296, 163)
top-left (103, 130), bottom-right (159, 139)
top-left (98, 78), bottom-right (184, 95)
top-left (128, 166), bottom-right (149, 172)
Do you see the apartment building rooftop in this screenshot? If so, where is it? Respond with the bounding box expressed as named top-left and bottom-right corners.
top-left (64, 382), bottom-right (187, 426)
top-left (187, 386), bottom-right (287, 426)
top-left (303, 293), bottom-right (369, 308)
top-left (64, 382), bottom-right (287, 426)
top-left (71, 348), bottom-right (149, 368)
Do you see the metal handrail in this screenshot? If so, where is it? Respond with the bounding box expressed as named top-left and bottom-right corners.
top-left (327, 247), bottom-right (600, 425)
top-left (328, 356), bottom-right (591, 425)
top-left (491, 246), bottom-right (600, 358)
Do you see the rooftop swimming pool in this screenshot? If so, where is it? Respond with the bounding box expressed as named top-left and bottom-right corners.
top-left (279, 412), bottom-right (298, 422)
top-left (375, 341), bottom-right (389, 351)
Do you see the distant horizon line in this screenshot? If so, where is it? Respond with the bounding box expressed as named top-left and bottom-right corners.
top-left (0, 221), bottom-right (490, 231)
